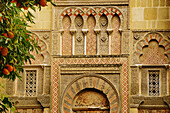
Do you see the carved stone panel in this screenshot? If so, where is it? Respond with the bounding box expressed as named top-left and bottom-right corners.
top-left (99, 15), bottom-right (109, 54)
top-left (161, 68), bottom-right (167, 96)
top-left (75, 15), bottom-right (84, 55)
top-left (61, 75), bottom-right (120, 113)
top-left (111, 15), bottom-right (121, 54)
top-left (62, 15), bottom-right (72, 55)
top-left (73, 89), bottom-right (110, 112)
top-left (141, 70), bottom-right (148, 96)
top-left (131, 67), bottom-right (139, 95)
top-left (86, 15), bottom-right (97, 55)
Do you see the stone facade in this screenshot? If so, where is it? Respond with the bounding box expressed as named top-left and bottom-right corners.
top-left (1, 0), bottom-right (169, 113)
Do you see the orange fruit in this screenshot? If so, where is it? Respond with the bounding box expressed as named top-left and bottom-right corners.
top-left (4, 18), bottom-right (8, 21)
top-left (26, 38), bottom-right (29, 41)
top-left (3, 33), bottom-right (8, 38)
top-left (1, 47), bottom-right (8, 56)
top-left (40, 0), bottom-right (47, 7)
top-left (7, 31), bottom-right (14, 39)
top-left (11, 0), bottom-right (16, 3)
top-left (0, 46), bottom-right (2, 51)
top-left (16, 3), bottom-right (21, 8)
top-left (23, 6), bottom-right (29, 10)
top-left (6, 64), bottom-right (13, 72)
top-left (3, 68), bottom-right (10, 75)
top-left (13, 66), bottom-right (16, 72)
top-left (0, 16), bottom-right (2, 22)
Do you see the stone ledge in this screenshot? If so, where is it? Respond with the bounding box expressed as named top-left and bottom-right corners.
top-left (8, 96), bottom-right (42, 108)
top-left (53, 54), bottom-right (129, 58)
top-left (54, 1), bottom-right (129, 6)
top-left (37, 95), bottom-right (50, 108)
top-left (130, 95), bottom-right (170, 109)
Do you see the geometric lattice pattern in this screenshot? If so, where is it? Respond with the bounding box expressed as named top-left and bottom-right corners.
top-left (149, 71), bottom-right (159, 96)
top-left (26, 70), bottom-right (37, 96)
top-left (52, 57), bottom-right (128, 113)
top-left (62, 15), bottom-right (72, 55)
top-left (111, 15), bottom-right (121, 54)
top-left (86, 15), bottom-right (97, 55)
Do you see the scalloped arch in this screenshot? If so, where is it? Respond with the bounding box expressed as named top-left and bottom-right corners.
top-left (59, 7), bottom-right (125, 30)
top-left (73, 8), bottom-right (85, 16)
top-left (86, 8), bottom-right (97, 16)
top-left (98, 8), bottom-right (110, 16)
top-left (135, 33), bottom-right (170, 55)
top-left (31, 33), bottom-right (50, 64)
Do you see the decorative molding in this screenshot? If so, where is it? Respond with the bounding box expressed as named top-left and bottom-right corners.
top-left (130, 96), bottom-right (170, 109)
top-left (54, 1), bottom-right (129, 6)
top-left (130, 95), bottom-right (144, 108)
top-left (163, 96), bottom-right (170, 108)
top-left (52, 54), bottom-right (129, 58)
top-left (37, 95), bottom-right (50, 108)
top-left (9, 97), bottom-right (42, 108)
top-left (133, 32), bottom-right (170, 64)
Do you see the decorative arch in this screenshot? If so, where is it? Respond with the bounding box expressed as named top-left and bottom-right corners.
top-left (73, 8), bottom-right (84, 17)
top-left (86, 8), bottom-right (97, 16)
top-left (59, 7), bottom-right (125, 30)
top-left (30, 33), bottom-right (50, 64)
top-left (61, 74), bottom-right (120, 113)
top-left (135, 32), bottom-right (170, 64)
top-left (98, 8), bottom-right (110, 16)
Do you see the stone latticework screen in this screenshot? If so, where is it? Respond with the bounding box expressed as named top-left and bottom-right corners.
top-left (25, 70), bottom-right (37, 96)
top-left (149, 71), bottom-right (159, 96)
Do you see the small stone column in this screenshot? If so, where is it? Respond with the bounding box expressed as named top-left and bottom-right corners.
top-left (43, 108), bottom-right (50, 113)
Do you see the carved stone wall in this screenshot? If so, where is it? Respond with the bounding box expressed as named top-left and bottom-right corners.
top-left (52, 56), bottom-right (129, 113)
top-left (130, 31), bottom-right (170, 111)
top-left (5, 31), bottom-right (52, 112)
top-left (133, 31), bottom-right (170, 65)
top-left (52, 6), bottom-right (129, 56)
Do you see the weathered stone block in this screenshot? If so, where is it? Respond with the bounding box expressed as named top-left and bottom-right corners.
top-left (157, 21), bottom-right (170, 29)
top-left (160, 0), bottom-right (166, 6)
top-left (147, 0), bottom-right (152, 7)
top-left (153, 0), bottom-right (159, 7)
top-left (158, 8), bottom-right (169, 20)
top-left (137, 0), bottom-right (141, 7)
top-left (166, 0), bottom-right (170, 6)
top-left (131, 0), bottom-right (136, 7)
top-left (131, 21), bottom-right (147, 29)
top-left (144, 8), bottom-right (157, 20)
top-left (141, 0), bottom-right (146, 7)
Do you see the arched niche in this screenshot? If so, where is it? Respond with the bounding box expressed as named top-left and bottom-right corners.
top-left (135, 33), bottom-right (170, 64)
top-left (73, 88), bottom-right (110, 112)
top-left (61, 74), bottom-right (120, 113)
top-left (26, 33), bottom-right (50, 64)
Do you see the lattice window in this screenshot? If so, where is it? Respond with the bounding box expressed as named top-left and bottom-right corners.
top-left (149, 71), bottom-right (159, 96)
top-left (25, 70), bottom-right (37, 96)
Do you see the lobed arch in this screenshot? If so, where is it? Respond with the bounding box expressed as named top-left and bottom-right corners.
top-left (59, 7), bottom-right (125, 30)
top-left (73, 8), bottom-right (84, 17)
top-left (98, 8), bottom-right (110, 16)
top-left (61, 74), bottom-right (120, 113)
top-left (135, 32), bottom-right (170, 64)
top-left (31, 33), bottom-right (51, 64)
top-left (86, 8), bottom-right (97, 16)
